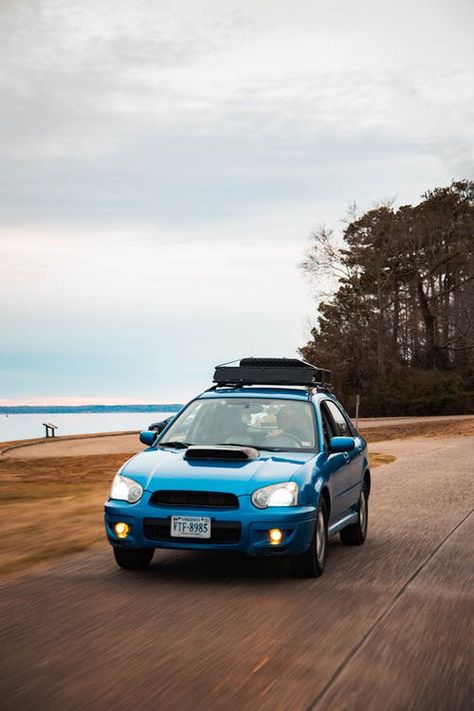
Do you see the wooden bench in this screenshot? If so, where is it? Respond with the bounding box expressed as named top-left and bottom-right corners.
top-left (42, 423), bottom-right (58, 438)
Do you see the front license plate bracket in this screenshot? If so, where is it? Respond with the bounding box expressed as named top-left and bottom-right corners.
top-left (170, 515), bottom-right (211, 539)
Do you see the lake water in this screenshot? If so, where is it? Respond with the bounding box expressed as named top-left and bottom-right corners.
top-left (0, 411), bottom-right (176, 442)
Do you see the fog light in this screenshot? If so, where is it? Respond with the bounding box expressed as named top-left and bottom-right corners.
top-left (268, 528), bottom-right (283, 545)
top-left (114, 522), bottom-right (129, 539)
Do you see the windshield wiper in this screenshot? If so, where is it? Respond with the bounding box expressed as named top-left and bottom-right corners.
top-left (216, 442), bottom-right (261, 449)
top-left (215, 442), bottom-right (300, 453)
top-left (217, 442), bottom-right (268, 449)
top-left (158, 441), bottom-right (189, 449)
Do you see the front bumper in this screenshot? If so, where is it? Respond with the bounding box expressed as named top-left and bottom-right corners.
top-left (104, 495), bottom-right (316, 556)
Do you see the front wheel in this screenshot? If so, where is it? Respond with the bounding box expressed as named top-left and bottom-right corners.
top-left (113, 546), bottom-right (155, 570)
top-left (291, 498), bottom-right (328, 578)
top-left (340, 484), bottom-right (368, 545)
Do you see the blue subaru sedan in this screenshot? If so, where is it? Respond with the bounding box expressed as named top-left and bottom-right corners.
top-left (104, 358), bottom-right (370, 577)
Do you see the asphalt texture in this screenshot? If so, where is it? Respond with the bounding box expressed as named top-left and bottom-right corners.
top-left (1, 436), bottom-right (473, 711)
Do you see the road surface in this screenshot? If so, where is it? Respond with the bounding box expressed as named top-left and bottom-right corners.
top-left (1, 436), bottom-right (473, 710)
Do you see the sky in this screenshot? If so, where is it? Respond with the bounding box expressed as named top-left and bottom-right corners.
top-left (1, 0), bottom-right (473, 404)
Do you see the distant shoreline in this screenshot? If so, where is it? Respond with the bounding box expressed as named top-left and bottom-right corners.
top-left (0, 404), bottom-right (182, 415)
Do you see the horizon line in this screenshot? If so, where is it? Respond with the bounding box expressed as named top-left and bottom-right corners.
top-left (0, 399), bottom-right (182, 407)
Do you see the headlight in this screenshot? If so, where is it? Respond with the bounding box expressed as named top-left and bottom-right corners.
top-left (251, 481), bottom-right (298, 508)
top-left (110, 474), bottom-right (143, 503)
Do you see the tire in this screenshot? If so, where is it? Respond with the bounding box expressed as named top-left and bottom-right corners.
top-left (113, 546), bottom-right (155, 570)
top-left (291, 498), bottom-right (328, 578)
top-left (340, 483), bottom-right (368, 546)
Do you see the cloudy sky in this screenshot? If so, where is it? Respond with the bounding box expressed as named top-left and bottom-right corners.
top-left (1, 0), bottom-right (473, 404)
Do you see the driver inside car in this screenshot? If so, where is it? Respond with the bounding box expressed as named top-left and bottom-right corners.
top-left (264, 403), bottom-right (313, 447)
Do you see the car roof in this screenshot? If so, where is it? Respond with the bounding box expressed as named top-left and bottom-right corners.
top-left (198, 386), bottom-right (337, 403)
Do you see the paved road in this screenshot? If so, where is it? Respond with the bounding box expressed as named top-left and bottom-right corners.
top-left (356, 414), bottom-right (474, 428)
top-left (1, 437), bottom-right (473, 710)
top-left (3, 431), bottom-right (141, 457)
top-left (4, 415), bottom-right (474, 458)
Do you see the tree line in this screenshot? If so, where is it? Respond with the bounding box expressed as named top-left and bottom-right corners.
top-left (300, 180), bottom-right (474, 416)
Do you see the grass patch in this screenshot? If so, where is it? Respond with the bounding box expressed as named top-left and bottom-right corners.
top-left (0, 487), bottom-right (109, 577)
top-left (0, 451), bottom-right (136, 578)
top-left (369, 452), bottom-right (396, 467)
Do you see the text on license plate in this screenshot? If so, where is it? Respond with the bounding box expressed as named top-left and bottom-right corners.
top-left (170, 516), bottom-right (211, 538)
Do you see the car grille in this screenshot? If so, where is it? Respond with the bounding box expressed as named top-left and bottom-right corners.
top-left (143, 518), bottom-right (241, 544)
top-left (149, 490), bottom-right (239, 509)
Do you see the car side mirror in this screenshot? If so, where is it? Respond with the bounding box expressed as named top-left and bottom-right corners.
top-left (329, 436), bottom-right (355, 453)
top-left (139, 430), bottom-right (157, 447)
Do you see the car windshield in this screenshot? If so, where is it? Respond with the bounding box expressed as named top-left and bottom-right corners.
top-left (158, 397), bottom-right (317, 452)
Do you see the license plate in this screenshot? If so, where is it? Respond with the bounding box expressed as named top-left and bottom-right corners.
top-left (170, 516), bottom-right (211, 538)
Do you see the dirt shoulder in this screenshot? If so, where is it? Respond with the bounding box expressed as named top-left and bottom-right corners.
top-left (360, 416), bottom-right (474, 442)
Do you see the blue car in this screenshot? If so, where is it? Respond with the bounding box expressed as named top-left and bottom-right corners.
top-left (104, 358), bottom-right (370, 577)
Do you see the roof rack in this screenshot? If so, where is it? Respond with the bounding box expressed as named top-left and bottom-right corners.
top-left (212, 357), bottom-right (332, 388)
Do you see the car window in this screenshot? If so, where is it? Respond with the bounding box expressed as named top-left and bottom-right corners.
top-left (323, 401), bottom-right (352, 437)
top-left (320, 407), bottom-right (335, 449)
top-left (158, 397), bottom-right (317, 451)
top-left (338, 404), bottom-right (358, 436)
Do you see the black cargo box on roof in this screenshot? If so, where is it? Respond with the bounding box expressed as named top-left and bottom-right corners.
top-left (213, 358), bottom-right (331, 388)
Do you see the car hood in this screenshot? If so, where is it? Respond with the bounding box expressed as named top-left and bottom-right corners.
top-left (120, 447), bottom-right (315, 496)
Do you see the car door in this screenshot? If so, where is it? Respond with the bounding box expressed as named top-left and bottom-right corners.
top-left (318, 402), bottom-right (353, 522)
top-left (324, 400), bottom-right (363, 516)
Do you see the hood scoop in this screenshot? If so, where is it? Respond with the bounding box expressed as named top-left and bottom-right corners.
top-left (184, 445), bottom-right (258, 461)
